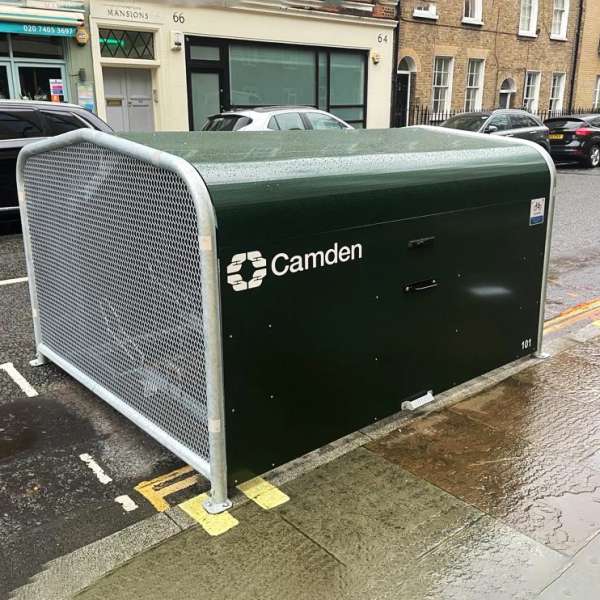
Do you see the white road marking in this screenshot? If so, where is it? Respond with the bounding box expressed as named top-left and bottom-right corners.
top-left (0, 362), bottom-right (38, 397)
top-left (115, 495), bottom-right (139, 512)
top-left (79, 453), bottom-right (113, 485)
top-left (0, 276), bottom-right (28, 286)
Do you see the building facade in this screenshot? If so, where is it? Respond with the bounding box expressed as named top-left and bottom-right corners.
top-left (572, 0), bottom-right (600, 109)
top-left (396, 0), bottom-right (582, 124)
top-left (87, 0), bottom-right (398, 133)
top-left (0, 0), bottom-right (95, 109)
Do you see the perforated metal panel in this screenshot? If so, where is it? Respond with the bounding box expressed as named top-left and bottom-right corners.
top-left (21, 141), bottom-right (215, 475)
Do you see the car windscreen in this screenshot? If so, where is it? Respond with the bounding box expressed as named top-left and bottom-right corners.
top-left (544, 118), bottom-right (587, 130)
top-left (202, 115), bottom-right (251, 131)
top-left (441, 114), bottom-right (489, 132)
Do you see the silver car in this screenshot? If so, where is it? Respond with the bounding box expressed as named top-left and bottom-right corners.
top-left (202, 106), bottom-right (353, 131)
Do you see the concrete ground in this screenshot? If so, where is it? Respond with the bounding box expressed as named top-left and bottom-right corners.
top-left (1, 163), bottom-right (600, 598)
top-left (74, 328), bottom-right (600, 600)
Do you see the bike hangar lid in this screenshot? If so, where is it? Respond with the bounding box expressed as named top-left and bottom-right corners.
top-left (20, 126), bottom-right (554, 249)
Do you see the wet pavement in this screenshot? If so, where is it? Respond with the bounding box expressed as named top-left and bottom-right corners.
top-left (76, 334), bottom-right (600, 600)
top-left (1, 164), bottom-right (600, 598)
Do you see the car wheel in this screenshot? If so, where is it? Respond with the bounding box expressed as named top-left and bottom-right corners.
top-left (584, 144), bottom-right (600, 168)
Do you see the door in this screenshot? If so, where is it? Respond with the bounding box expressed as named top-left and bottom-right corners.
top-left (395, 72), bottom-right (411, 127)
top-left (189, 71), bottom-right (222, 130)
top-left (509, 113), bottom-right (547, 147)
top-left (16, 64), bottom-right (66, 102)
top-left (103, 68), bottom-right (154, 133)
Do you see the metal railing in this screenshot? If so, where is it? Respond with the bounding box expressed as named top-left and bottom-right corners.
top-left (17, 130), bottom-right (231, 514)
top-left (403, 104), bottom-right (600, 127)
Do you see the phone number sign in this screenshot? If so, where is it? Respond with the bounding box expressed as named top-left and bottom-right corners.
top-left (0, 22), bottom-right (76, 37)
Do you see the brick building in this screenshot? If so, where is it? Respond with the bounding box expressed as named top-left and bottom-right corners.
top-left (395, 0), bottom-right (582, 124)
top-left (572, 0), bottom-right (600, 109)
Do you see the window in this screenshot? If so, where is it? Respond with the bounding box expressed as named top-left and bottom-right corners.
top-left (510, 113), bottom-right (537, 129)
top-left (465, 59), bottom-right (484, 111)
top-left (42, 111), bottom-right (87, 135)
top-left (523, 71), bottom-right (541, 112)
top-left (0, 109), bottom-right (43, 140)
top-left (549, 73), bottom-right (566, 112)
top-left (551, 0), bottom-right (569, 39)
top-left (463, 0), bottom-right (483, 23)
top-left (519, 0), bottom-right (538, 36)
top-left (11, 34), bottom-right (63, 59)
top-left (432, 57), bottom-right (453, 114)
top-left (273, 112), bottom-right (306, 130)
top-left (487, 114), bottom-right (510, 131)
top-left (305, 112), bottom-right (345, 130)
top-left (593, 76), bottom-right (600, 109)
top-left (99, 29), bottom-right (154, 60)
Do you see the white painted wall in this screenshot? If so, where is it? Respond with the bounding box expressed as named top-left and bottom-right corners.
top-left (89, 0), bottom-right (396, 130)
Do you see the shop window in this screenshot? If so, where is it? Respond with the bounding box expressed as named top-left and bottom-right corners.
top-left (523, 71), bottom-right (541, 112)
top-left (0, 33), bottom-right (8, 56)
top-left (0, 66), bottom-right (9, 99)
top-left (551, 0), bottom-right (569, 39)
top-left (18, 65), bottom-right (64, 102)
top-left (229, 44), bottom-right (316, 106)
top-left (99, 29), bottom-right (154, 60)
top-left (11, 34), bottom-right (63, 59)
top-left (0, 109), bottom-right (43, 140)
top-left (519, 0), bottom-right (538, 36)
top-left (329, 52), bottom-right (364, 106)
top-left (190, 45), bottom-right (220, 61)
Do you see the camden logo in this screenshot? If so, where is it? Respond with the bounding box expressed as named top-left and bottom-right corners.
top-left (226, 242), bottom-right (363, 292)
top-left (226, 251), bottom-right (268, 292)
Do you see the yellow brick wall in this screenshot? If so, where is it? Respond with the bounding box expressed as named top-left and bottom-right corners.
top-left (573, 0), bottom-right (600, 107)
top-left (399, 0), bottom-right (578, 112)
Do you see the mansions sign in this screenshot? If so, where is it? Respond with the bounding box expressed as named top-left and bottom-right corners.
top-left (93, 3), bottom-right (162, 23)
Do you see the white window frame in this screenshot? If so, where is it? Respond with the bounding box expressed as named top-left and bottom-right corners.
top-left (593, 76), bottom-right (600, 110)
top-left (463, 0), bottom-right (483, 24)
top-left (523, 71), bottom-right (541, 112)
top-left (431, 56), bottom-right (454, 116)
top-left (464, 58), bottom-right (485, 111)
top-left (550, 0), bottom-right (569, 40)
top-left (549, 72), bottom-right (566, 112)
top-left (519, 0), bottom-right (539, 37)
top-left (413, 2), bottom-right (438, 20)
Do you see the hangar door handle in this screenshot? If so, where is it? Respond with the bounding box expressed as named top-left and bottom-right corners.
top-left (404, 278), bottom-right (439, 293)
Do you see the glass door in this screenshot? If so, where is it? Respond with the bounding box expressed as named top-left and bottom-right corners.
top-left (190, 71), bottom-right (222, 130)
top-left (0, 62), bottom-right (13, 99)
top-left (15, 63), bottom-right (67, 102)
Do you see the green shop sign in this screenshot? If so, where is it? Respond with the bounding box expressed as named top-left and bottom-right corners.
top-left (0, 22), bottom-right (76, 37)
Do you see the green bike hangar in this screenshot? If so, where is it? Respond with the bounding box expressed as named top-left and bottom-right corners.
top-left (17, 126), bottom-right (554, 511)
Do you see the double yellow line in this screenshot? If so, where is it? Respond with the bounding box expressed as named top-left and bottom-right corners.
top-left (543, 297), bottom-right (600, 334)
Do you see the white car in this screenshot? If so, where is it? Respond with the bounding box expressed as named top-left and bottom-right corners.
top-left (201, 106), bottom-right (353, 131)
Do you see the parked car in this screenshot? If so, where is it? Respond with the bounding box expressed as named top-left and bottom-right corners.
top-left (201, 106), bottom-right (353, 131)
top-left (0, 100), bottom-right (113, 232)
top-left (544, 114), bottom-right (600, 168)
top-left (441, 109), bottom-right (550, 151)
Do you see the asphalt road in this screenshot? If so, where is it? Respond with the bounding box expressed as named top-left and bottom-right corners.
top-left (0, 164), bottom-right (598, 597)
top-left (546, 164), bottom-right (600, 317)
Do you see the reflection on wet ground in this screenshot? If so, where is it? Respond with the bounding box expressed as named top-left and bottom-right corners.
top-left (368, 337), bottom-right (600, 557)
top-left (77, 334), bottom-right (600, 600)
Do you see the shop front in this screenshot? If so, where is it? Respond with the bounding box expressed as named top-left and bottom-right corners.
top-left (0, 2), bottom-right (90, 104)
top-left (89, 0), bottom-right (398, 132)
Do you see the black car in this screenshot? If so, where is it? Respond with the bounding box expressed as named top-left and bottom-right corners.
top-left (0, 100), bottom-right (113, 233)
top-left (441, 109), bottom-right (550, 151)
top-left (544, 114), bottom-right (600, 168)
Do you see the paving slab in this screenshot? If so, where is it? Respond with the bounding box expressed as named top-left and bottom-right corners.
top-left (368, 407), bottom-right (600, 555)
top-left (537, 532), bottom-right (600, 600)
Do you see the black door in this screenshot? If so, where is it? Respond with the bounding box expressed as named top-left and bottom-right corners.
top-left (395, 73), bottom-right (410, 127)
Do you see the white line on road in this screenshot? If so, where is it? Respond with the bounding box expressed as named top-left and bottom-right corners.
top-left (0, 276), bottom-right (28, 286)
top-left (115, 495), bottom-right (139, 512)
top-left (79, 453), bottom-right (113, 485)
top-left (0, 362), bottom-right (38, 397)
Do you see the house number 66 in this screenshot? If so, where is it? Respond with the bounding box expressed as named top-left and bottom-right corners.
top-left (173, 12), bottom-right (185, 23)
